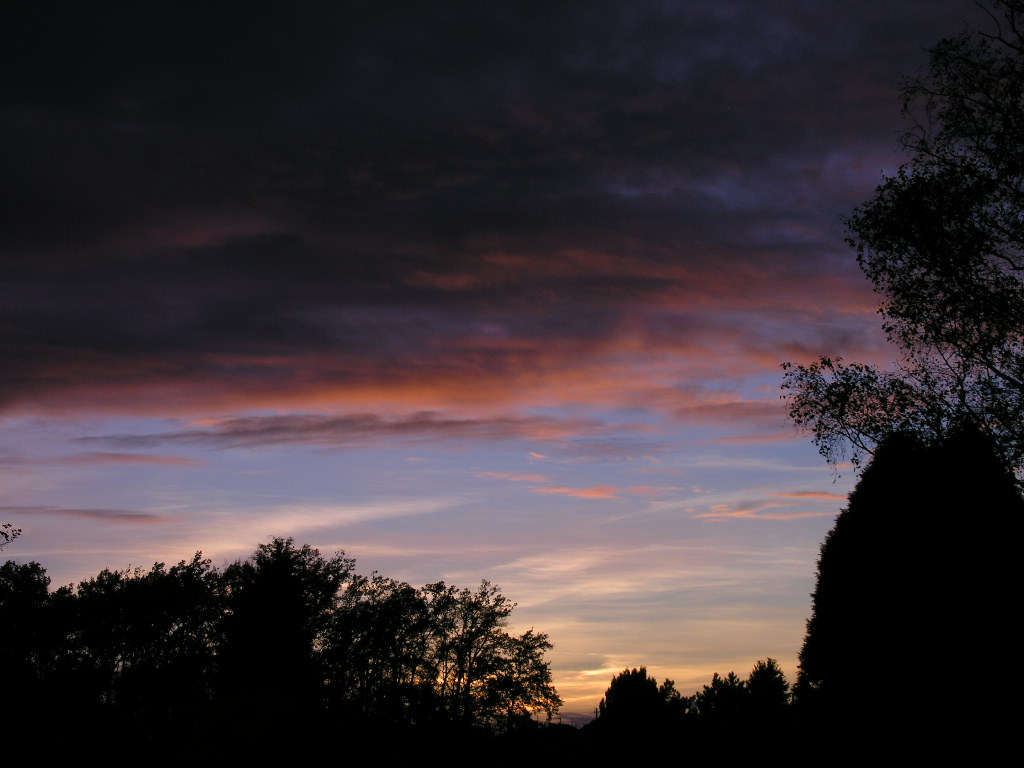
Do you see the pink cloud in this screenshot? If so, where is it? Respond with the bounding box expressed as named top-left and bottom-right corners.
top-left (85, 412), bottom-right (612, 449)
top-left (674, 400), bottom-right (786, 429)
top-left (0, 241), bottom-right (886, 423)
top-left (694, 499), bottom-right (837, 520)
top-left (63, 452), bottom-right (202, 467)
top-left (526, 484), bottom-right (679, 500)
top-left (532, 485), bottom-right (622, 500)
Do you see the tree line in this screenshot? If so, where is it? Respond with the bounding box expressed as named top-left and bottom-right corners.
top-left (589, 658), bottom-right (789, 734)
top-left (0, 534), bottom-right (797, 758)
top-left (0, 537), bottom-right (560, 754)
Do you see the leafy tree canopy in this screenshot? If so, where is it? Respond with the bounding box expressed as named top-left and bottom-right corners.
top-left (596, 667), bottom-right (663, 722)
top-left (783, 0), bottom-right (1024, 476)
top-left (590, 666), bottom-right (689, 738)
top-left (0, 536), bottom-right (560, 743)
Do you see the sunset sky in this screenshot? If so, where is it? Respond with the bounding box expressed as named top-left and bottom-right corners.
top-left (0, 1), bottom-right (985, 718)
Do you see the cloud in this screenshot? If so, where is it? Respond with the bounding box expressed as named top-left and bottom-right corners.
top-left (624, 485), bottom-right (681, 498)
top-left (675, 400), bottom-right (787, 430)
top-left (82, 412), bottom-right (611, 449)
top-left (532, 485), bottom-right (622, 500)
top-left (474, 474), bottom-right (684, 501)
top-left (239, 498), bottom-right (460, 530)
top-left (712, 433), bottom-right (802, 446)
top-left (771, 491), bottom-right (847, 501)
top-left (0, 251), bottom-right (883, 418)
top-left (0, 1), bottom-right (979, 419)
top-left (0, 506), bottom-right (169, 525)
top-left (62, 452), bottom-right (202, 467)
top-left (694, 499), bottom-right (836, 521)
top-left (476, 471), bottom-right (555, 483)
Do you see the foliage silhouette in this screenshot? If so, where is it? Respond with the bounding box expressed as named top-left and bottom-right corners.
top-left (747, 657), bottom-right (789, 722)
top-left (585, 660), bottom-right (791, 758)
top-left (694, 670), bottom-right (747, 725)
top-left (220, 537), bottom-right (352, 731)
top-left (795, 427), bottom-right (1023, 744)
top-left (325, 571), bottom-right (435, 723)
top-left (589, 666), bottom-right (691, 745)
top-left (323, 572), bottom-right (561, 730)
top-left (596, 667), bottom-right (663, 725)
top-left (0, 536), bottom-right (561, 751)
top-left (0, 561), bottom-right (52, 710)
top-left (783, 0), bottom-right (1024, 476)
top-left (0, 522), bottom-right (20, 550)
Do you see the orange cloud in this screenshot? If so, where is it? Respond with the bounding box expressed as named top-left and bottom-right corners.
top-left (694, 499), bottom-right (836, 520)
top-left (532, 485), bottom-right (622, 500)
top-left (529, 484), bottom-right (680, 500)
top-left (0, 239), bottom-right (886, 423)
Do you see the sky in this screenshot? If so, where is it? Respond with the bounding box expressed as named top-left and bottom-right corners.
top-left (0, 1), bottom-right (987, 719)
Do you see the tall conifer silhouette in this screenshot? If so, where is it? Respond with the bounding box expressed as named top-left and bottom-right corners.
top-left (796, 427), bottom-right (1021, 745)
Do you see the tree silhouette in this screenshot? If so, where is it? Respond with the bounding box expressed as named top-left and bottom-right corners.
top-left (596, 667), bottom-right (663, 725)
top-left (1, 536), bottom-right (562, 752)
top-left (589, 666), bottom-right (688, 742)
top-left (795, 426), bottom-right (1022, 745)
top-left (694, 670), bottom-right (747, 726)
top-left (747, 658), bottom-right (789, 724)
top-left (325, 572), bottom-right (435, 723)
top-left (783, 0), bottom-right (1024, 475)
top-left (220, 537), bottom-right (353, 733)
top-left (0, 523), bottom-right (20, 550)
top-left (410, 579), bottom-right (561, 729)
top-left (0, 561), bottom-right (52, 711)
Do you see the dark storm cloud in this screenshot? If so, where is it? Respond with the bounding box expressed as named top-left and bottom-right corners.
top-left (0, 1), bottom-right (980, 410)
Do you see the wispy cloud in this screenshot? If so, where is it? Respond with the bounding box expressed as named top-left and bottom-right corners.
top-left (694, 499), bottom-right (836, 521)
top-left (532, 485), bottom-right (622, 500)
top-left (62, 452), bottom-right (202, 467)
top-left (241, 498), bottom-right (460, 529)
top-left (527, 484), bottom-right (681, 501)
top-left (82, 412), bottom-right (609, 449)
top-left (1, 506), bottom-right (170, 525)
top-left (712, 433), bottom-right (802, 446)
top-left (771, 491), bottom-right (847, 500)
top-left (479, 472), bottom-right (683, 500)
top-left (476, 471), bottom-right (555, 483)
